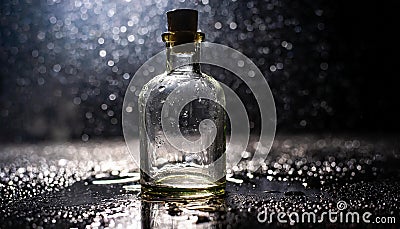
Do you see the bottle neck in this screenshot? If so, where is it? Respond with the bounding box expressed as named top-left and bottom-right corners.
top-left (166, 42), bottom-right (201, 74)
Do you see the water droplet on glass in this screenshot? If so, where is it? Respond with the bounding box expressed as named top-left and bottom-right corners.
top-left (158, 86), bottom-right (165, 92)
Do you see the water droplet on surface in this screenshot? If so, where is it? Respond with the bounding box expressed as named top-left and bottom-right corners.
top-left (81, 134), bottom-right (89, 141)
top-left (109, 94), bottom-right (116, 101)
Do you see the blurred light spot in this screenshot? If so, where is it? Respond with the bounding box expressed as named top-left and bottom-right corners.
top-left (112, 27), bottom-right (120, 35)
top-left (123, 73), bottom-right (130, 79)
top-left (47, 43), bottom-right (54, 50)
top-left (229, 22), bottom-right (237, 30)
top-left (107, 9), bottom-right (115, 17)
top-left (128, 35), bottom-right (135, 42)
top-left (53, 64), bottom-right (61, 72)
top-left (38, 66), bottom-right (46, 74)
top-left (320, 62), bottom-right (328, 70)
top-left (73, 97), bottom-right (81, 105)
top-left (49, 16), bottom-right (57, 24)
top-left (85, 112), bottom-right (93, 119)
top-left (32, 50), bottom-right (39, 58)
top-left (315, 9), bottom-right (324, 16)
top-left (99, 50), bottom-right (106, 57)
top-left (37, 31), bottom-right (45, 40)
top-left (214, 22), bottom-right (222, 29)
top-left (111, 118), bottom-right (118, 124)
top-left (37, 78), bottom-right (45, 85)
top-left (262, 47), bottom-right (269, 54)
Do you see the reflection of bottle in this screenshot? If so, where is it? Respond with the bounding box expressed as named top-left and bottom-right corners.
top-left (141, 198), bottom-right (226, 228)
top-left (139, 9), bottom-right (226, 198)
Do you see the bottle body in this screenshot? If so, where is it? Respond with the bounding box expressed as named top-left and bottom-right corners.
top-left (138, 65), bottom-right (226, 198)
top-left (138, 9), bottom-right (226, 199)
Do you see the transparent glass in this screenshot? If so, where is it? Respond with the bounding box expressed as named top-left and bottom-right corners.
top-left (139, 42), bottom-right (226, 198)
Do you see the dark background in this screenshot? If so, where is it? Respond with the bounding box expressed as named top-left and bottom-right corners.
top-left (0, 0), bottom-right (398, 143)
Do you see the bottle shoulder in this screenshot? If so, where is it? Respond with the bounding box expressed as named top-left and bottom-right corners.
top-left (139, 71), bottom-right (225, 104)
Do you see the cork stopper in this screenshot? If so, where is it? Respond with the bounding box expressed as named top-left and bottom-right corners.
top-left (167, 9), bottom-right (198, 32)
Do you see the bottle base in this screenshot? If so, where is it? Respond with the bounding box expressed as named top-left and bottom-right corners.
top-left (141, 174), bottom-right (225, 200)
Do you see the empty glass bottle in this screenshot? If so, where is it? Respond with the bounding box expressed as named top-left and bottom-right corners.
top-left (139, 9), bottom-right (226, 198)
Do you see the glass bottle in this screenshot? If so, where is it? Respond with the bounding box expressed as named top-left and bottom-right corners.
top-left (138, 9), bottom-right (226, 198)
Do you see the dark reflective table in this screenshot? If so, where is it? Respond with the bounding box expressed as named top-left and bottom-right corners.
top-left (1, 134), bottom-right (399, 228)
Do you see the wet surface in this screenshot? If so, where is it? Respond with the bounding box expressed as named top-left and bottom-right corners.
top-left (1, 135), bottom-right (400, 228)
